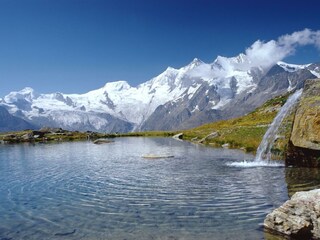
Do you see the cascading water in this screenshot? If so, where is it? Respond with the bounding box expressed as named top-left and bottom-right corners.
top-left (229, 89), bottom-right (303, 167)
top-left (254, 89), bottom-right (302, 162)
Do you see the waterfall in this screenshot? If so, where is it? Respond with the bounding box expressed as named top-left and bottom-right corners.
top-left (228, 89), bottom-right (302, 168)
top-left (254, 89), bottom-right (302, 162)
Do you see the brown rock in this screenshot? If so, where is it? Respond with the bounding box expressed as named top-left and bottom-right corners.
top-left (264, 189), bottom-right (320, 239)
top-left (198, 131), bottom-right (219, 143)
top-left (286, 79), bottom-right (320, 167)
top-left (291, 79), bottom-right (320, 150)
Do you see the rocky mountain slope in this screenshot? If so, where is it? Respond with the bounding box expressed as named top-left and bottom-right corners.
top-left (0, 54), bottom-right (319, 132)
top-left (0, 106), bottom-right (36, 132)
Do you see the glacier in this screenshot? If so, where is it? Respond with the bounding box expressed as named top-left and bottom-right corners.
top-left (1, 53), bottom-right (319, 132)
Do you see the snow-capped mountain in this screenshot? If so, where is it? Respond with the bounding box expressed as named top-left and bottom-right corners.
top-left (1, 54), bottom-right (319, 132)
top-left (0, 105), bottom-right (36, 132)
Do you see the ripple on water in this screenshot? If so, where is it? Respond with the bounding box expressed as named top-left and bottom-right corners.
top-left (0, 138), bottom-right (308, 240)
top-left (227, 160), bottom-right (285, 168)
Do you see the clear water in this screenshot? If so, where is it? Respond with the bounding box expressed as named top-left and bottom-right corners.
top-left (0, 138), bottom-right (316, 240)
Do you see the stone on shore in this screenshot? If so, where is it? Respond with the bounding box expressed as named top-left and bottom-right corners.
top-left (172, 133), bottom-right (183, 139)
top-left (198, 132), bottom-right (219, 144)
top-left (264, 189), bottom-right (320, 239)
top-left (22, 132), bottom-right (34, 140)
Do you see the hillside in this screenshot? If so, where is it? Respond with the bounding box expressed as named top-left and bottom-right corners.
top-left (182, 93), bottom-right (295, 155)
top-left (0, 106), bottom-right (36, 132)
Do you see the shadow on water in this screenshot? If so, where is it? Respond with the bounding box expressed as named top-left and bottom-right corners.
top-left (285, 167), bottom-right (320, 197)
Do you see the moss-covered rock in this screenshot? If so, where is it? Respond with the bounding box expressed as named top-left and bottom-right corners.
top-left (286, 79), bottom-right (320, 167)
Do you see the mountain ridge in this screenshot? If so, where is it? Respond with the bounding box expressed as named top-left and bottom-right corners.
top-left (0, 106), bottom-right (36, 132)
top-left (1, 54), bottom-right (319, 133)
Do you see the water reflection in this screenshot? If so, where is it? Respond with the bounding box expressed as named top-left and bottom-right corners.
top-left (285, 167), bottom-right (320, 197)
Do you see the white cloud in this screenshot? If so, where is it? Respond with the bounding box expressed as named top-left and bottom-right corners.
top-left (278, 29), bottom-right (320, 47)
top-left (245, 28), bottom-right (320, 70)
top-left (189, 29), bottom-right (320, 79)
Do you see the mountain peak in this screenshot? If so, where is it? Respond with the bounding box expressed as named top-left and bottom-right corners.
top-left (19, 87), bottom-right (39, 99)
top-left (233, 53), bottom-right (248, 64)
top-left (3, 87), bottom-right (39, 103)
top-left (189, 58), bottom-right (204, 66)
top-left (182, 58), bottom-right (204, 71)
top-left (104, 81), bottom-right (131, 91)
top-left (20, 87), bottom-right (36, 94)
top-left (191, 58), bottom-right (203, 64)
top-left (165, 66), bottom-right (177, 71)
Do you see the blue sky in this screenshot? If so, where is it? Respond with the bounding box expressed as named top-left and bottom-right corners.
top-left (0, 0), bottom-right (319, 96)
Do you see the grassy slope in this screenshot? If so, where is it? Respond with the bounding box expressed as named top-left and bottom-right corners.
top-left (182, 93), bottom-right (294, 155)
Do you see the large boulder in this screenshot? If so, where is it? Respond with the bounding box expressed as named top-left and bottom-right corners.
top-left (264, 189), bottom-right (320, 239)
top-left (286, 79), bottom-right (320, 167)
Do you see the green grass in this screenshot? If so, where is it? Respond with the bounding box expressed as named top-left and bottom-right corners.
top-left (182, 93), bottom-right (294, 153)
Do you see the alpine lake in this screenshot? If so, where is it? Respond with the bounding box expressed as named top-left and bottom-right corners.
top-left (0, 137), bottom-right (319, 240)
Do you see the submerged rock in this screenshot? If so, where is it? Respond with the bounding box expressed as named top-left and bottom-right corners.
top-left (93, 138), bottom-right (114, 144)
top-left (54, 229), bottom-right (76, 236)
top-left (264, 189), bottom-right (320, 239)
top-left (286, 79), bottom-right (320, 167)
top-left (142, 154), bottom-right (174, 159)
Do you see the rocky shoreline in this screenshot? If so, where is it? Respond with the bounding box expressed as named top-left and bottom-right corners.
top-left (0, 127), bottom-right (104, 144)
top-left (0, 127), bottom-right (175, 145)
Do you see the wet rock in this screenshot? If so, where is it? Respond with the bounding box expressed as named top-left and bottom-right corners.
top-left (264, 189), bottom-right (320, 239)
top-left (222, 143), bottom-right (230, 148)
